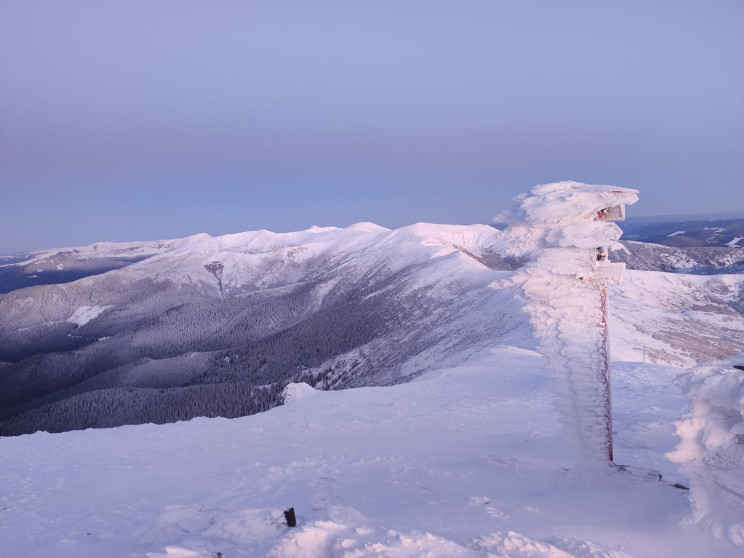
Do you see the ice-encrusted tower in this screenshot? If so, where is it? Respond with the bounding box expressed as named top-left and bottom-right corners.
top-left (502, 182), bottom-right (639, 462)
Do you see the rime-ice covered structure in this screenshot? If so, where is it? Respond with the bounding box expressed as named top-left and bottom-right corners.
top-left (669, 356), bottom-right (744, 546)
top-left (500, 181), bottom-right (639, 462)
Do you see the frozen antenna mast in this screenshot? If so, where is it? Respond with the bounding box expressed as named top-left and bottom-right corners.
top-left (503, 182), bottom-right (639, 463)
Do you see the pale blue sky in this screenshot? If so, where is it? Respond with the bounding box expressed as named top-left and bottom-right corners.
top-left (1, 1), bottom-right (742, 252)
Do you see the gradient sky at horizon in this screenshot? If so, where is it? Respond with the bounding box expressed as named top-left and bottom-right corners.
top-left (1, 1), bottom-right (742, 253)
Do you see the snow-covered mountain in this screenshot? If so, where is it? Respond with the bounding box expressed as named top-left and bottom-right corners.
top-left (2, 217), bottom-right (744, 436)
top-left (613, 240), bottom-right (744, 274)
top-left (622, 217), bottom-right (744, 248)
top-left (0, 222), bottom-right (528, 435)
top-left (2, 183), bottom-right (744, 556)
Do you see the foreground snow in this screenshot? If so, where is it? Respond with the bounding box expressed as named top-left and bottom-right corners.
top-left (1, 346), bottom-right (739, 557)
top-left (669, 356), bottom-right (744, 545)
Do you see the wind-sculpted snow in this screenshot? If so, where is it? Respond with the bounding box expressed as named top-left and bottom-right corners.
top-left (496, 181), bottom-right (638, 229)
top-left (501, 181), bottom-right (639, 462)
top-left (668, 356), bottom-right (744, 546)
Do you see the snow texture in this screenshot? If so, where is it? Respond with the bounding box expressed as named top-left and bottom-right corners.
top-left (66, 305), bottom-right (112, 326)
top-left (501, 181), bottom-right (639, 462)
top-left (668, 355), bottom-right (744, 546)
top-left (281, 383), bottom-right (319, 405)
top-left (2, 346), bottom-right (738, 557)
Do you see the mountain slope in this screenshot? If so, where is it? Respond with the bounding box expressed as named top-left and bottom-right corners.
top-left (0, 223), bottom-right (528, 435)
top-left (2, 221), bottom-right (744, 437)
top-left (622, 218), bottom-right (744, 248)
top-left (613, 240), bottom-right (744, 274)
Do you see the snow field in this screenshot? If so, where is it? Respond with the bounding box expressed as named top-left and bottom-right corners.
top-left (66, 305), bottom-right (113, 326)
top-left (1, 346), bottom-right (740, 557)
top-left (610, 271), bottom-right (744, 366)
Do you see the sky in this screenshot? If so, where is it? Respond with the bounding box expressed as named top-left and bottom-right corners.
top-left (1, 1), bottom-right (742, 253)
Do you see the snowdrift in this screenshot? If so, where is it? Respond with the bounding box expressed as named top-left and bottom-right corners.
top-left (669, 355), bottom-right (744, 546)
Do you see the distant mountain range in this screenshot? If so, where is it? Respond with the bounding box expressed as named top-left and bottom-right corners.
top-left (2, 217), bottom-right (742, 296)
top-left (614, 217), bottom-right (744, 274)
top-left (622, 217), bottom-right (744, 248)
top-left (1, 219), bottom-right (743, 436)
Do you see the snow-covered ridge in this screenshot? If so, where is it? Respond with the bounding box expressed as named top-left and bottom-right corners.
top-left (0, 218), bottom-right (526, 437)
top-left (105, 221), bottom-right (506, 297)
top-left (16, 221), bottom-right (503, 264)
top-left (2, 210), bottom-right (744, 440)
top-left (7, 222), bottom-right (503, 287)
top-left (4, 225), bottom-right (349, 272)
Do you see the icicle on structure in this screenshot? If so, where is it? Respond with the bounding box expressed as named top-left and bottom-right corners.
top-left (505, 182), bottom-right (639, 463)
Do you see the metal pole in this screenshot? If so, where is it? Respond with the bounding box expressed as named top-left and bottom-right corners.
top-left (600, 284), bottom-right (614, 463)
